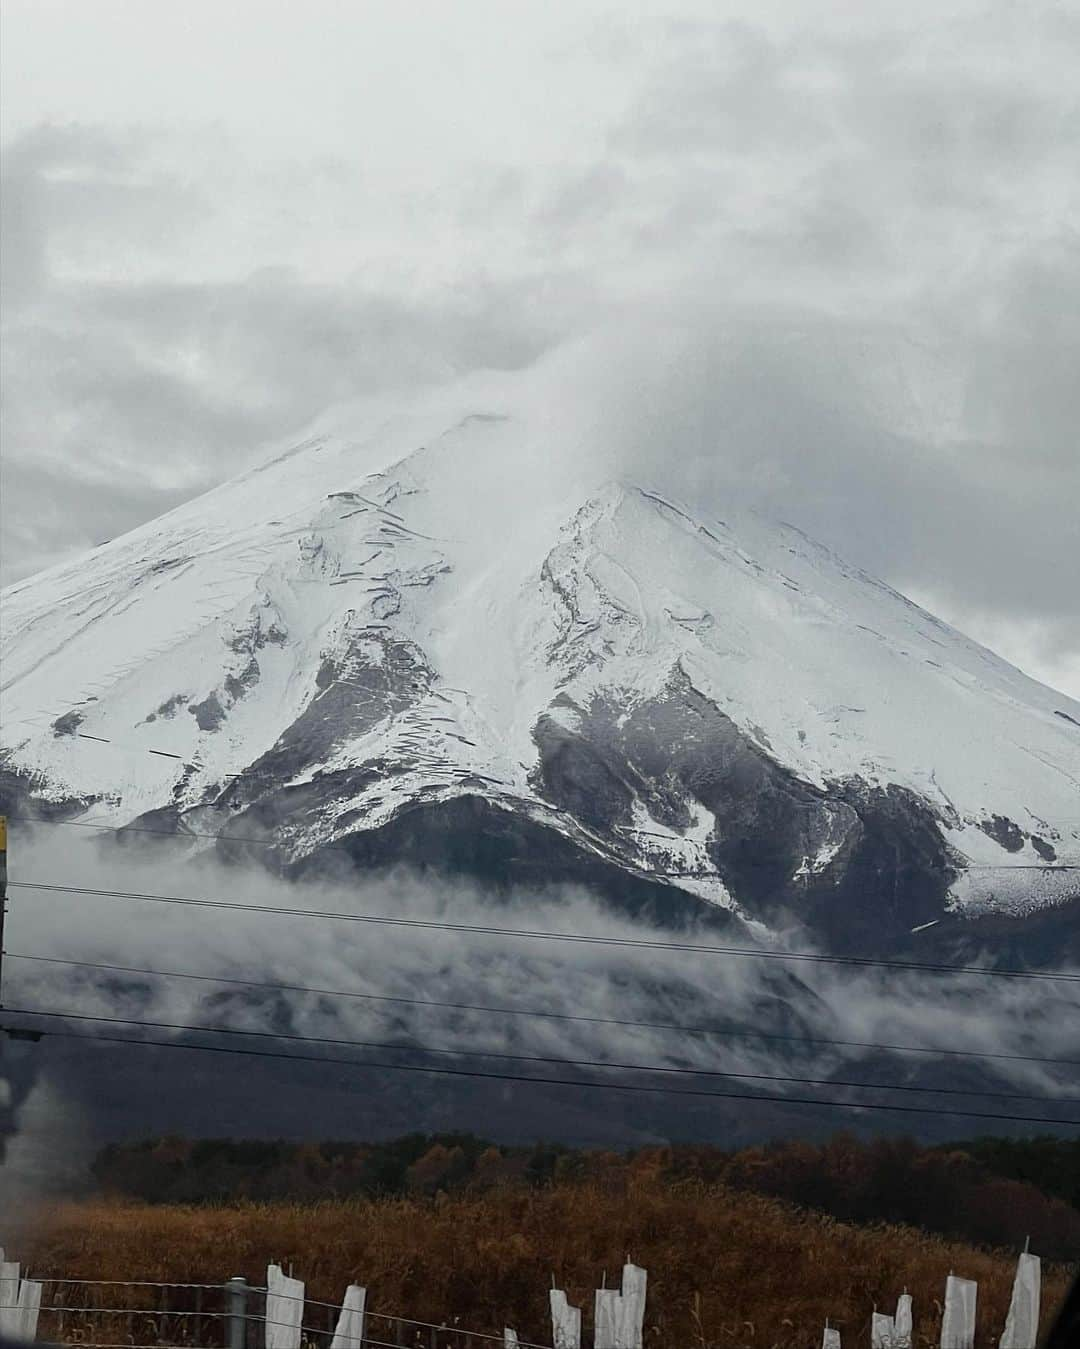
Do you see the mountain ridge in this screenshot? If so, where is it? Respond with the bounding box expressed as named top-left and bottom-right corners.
top-left (2, 374), bottom-right (1078, 955)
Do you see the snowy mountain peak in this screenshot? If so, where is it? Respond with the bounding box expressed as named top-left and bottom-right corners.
top-left (2, 383), bottom-right (1078, 953)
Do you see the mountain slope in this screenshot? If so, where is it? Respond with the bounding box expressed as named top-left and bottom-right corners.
top-left (3, 374), bottom-right (1078, 953)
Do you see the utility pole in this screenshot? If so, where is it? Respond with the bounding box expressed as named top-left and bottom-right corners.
top-left (0, 816), bottom-right (39, 1042)
top-left (0, 813), bottom-right (6, 1010)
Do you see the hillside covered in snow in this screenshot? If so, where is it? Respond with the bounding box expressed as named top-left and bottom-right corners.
top-left (3, 367), bottom-right (1078, 955)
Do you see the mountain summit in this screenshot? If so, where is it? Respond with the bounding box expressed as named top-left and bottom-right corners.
top-left (3, 375), bottom-right (1078, 954)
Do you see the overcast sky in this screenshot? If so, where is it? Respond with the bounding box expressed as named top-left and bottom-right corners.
top-left (2, 0), bottom-right (1078, 695)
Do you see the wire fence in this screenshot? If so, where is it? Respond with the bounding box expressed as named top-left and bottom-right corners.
top-left (5, 1277), bottom-right (557, 1349)
top-left (1, 1253), bottom-right (1051, 1348)
top-left (5, 1279), bottom-right (225, 1349)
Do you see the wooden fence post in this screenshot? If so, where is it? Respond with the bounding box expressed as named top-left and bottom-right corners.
top-left (266, 1263), bottom-right (304, 1349)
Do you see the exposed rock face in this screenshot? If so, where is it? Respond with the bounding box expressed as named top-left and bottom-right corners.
top-left (465, 670), bottom-right (960, 952)
top-left (2, 380), bottom-right (1078, 957)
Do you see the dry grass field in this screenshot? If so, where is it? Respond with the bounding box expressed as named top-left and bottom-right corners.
top-left (18, 1174), bottom-right (1075, 1348)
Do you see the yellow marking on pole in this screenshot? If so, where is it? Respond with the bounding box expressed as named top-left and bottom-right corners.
top-left (0, 815), bottom-right (6, 852)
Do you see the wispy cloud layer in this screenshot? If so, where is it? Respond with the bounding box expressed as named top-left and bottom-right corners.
top-left (1, 2), bottom-right (1077, 692)
top-left (6, 828), bottom-right (1078, 1104)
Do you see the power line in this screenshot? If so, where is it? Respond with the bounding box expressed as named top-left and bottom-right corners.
top-left (13, 1018), bottom-right (1080, 1126)
top-left (7, 1004), bottom-right (1073, 1105)
top-left (8, 813), bottom-right (1080, 871)
top-left (11, 878), bottom-right (1080, 982)
top-left (11, 949), bottom-right (1074, 1068)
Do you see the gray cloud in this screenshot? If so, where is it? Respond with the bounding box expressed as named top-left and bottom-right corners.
top-left (0, 126), bottom-right (602, 583)
top-left (9, 828), bottom-right (1078, 1185)
top-left (5, 828), bottom-right (1078, 1108)
top-left (577, 317), bottom-right (1080, 632)
top-left (1, 6), bottom-right (1077, 694)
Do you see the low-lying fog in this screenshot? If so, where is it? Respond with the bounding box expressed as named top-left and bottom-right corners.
top-left (2, 820), bottom-right (1077, 1220)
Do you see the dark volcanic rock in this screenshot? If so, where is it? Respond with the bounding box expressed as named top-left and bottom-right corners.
top-left (290, 791), bottom-right (728, 931)
top-left (227, 626), bottom-right (435, 797)
top-left (978, 814), bottom-right (1060, 865)
top-left (530, 667), bottom-right (957, 954)
top-left (0, 760), bottom-right (99, 821)
top-left (144, 693), bottom-right (188, 724)
top-left (188, 691), bottom-right (228, 731)
top-left (814, 780), bottom-right (958, 951)
top-left (115, 648), bottom-right (1065, 959)
top-left (51, 710), bottom-right (85, 738)
top-left (980, 814), bottom-right (1026, 853)
top-left (1031, 835), bottom-right (1057, 862)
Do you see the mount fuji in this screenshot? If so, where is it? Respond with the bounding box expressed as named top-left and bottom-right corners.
top-left (3, 368), bottom-right (1078, 958)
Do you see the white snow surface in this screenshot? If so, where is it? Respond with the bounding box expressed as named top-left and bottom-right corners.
top-left (3, 366), bottom-right (1079, 914)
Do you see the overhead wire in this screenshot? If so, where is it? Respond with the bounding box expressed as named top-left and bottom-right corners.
top-left (9, 949), bottom-right (1074, 1067)
top-left (12, 1019), bottom-right (1080, 1126)
top-left (10, 878), bottom-right (1080, 981)
top-left (6, 1004), bottom-right (1074, 1105)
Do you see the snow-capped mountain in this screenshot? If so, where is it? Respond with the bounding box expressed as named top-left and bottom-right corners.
top-left (3, 370), bottom-right (1078, 954)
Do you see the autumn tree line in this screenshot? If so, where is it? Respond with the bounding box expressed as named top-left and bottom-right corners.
top-left (87, 1132), bottom-right (1080, 1258)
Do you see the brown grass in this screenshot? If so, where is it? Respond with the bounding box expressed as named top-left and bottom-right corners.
top-left (17, 1178), bottom-right (1074, 1349)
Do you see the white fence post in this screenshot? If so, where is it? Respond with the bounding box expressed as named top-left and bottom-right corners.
top-left (894, 1292), bottom-right (913, 1349)
top-left (940, 1275), bottom-right (977, 1349)
top-left (0, 1258), bottom-right (41, 1346)
top-left (503, 1329), bottom-right (519, 1349)
top-left (1000, 1251), bottom-right (1040, 1349)
top-left (265, 1263), bottom-right (305, 1349)
top-left (330, 1284), bottom-right (367, 1349)
top-left (595, 1288), bottom-right (620, 1349)
top-left (619, 1263), bottom-right (646, 1349)
top-left (822, 1322), bottom-right (841, 1349)
top-left (13, 1278), bottom-right (42, 1342)
top-left (871, 1311), bottom-right (895, 1348)
top-left (0, 1258), bottom-right (20, 1337)
top-left (550, 1289), bottom-right (582, 1349)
